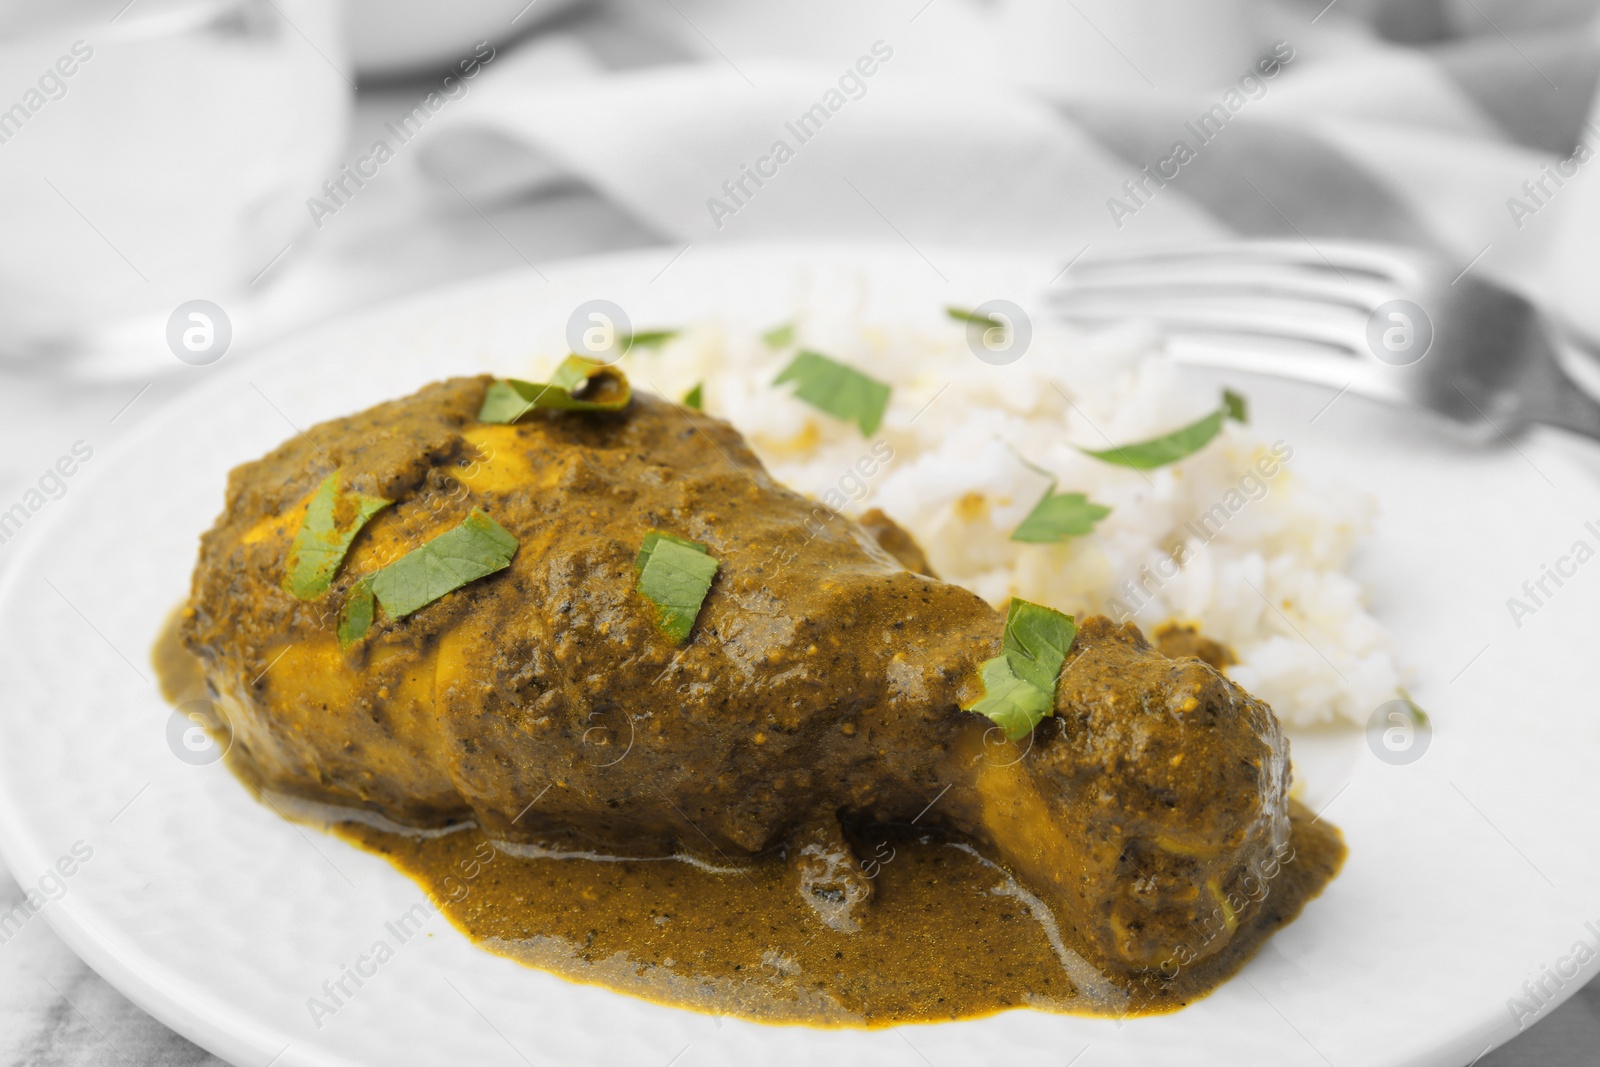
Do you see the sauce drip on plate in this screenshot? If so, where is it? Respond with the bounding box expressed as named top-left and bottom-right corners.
top-left (154, 611), bottom-right (1344, 1027)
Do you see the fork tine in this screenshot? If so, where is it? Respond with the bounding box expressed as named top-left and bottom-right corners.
top-left (1064, 239), bottom-right (1431, 285)
top-left (1052, 275), bottom-right (1388, 314)
top-left (1042, 238), bottom-right (1590, 439)
top-left (1055, 300), bottom-right (1369, 356)
top-left (1158, 335), bottom-right (1407, 400)
top-left (1047, 240), bottom-right (1432, 360)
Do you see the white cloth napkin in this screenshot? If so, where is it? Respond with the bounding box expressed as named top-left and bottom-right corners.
top-left (415, 0), bottom-right (1600, 324)
top-left (421, 48), bottom-right (1224, 253)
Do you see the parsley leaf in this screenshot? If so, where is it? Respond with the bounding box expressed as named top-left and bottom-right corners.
top-left (1012, 487), bottom-right (1111, 543)
top-left (634, 530), bottom-right (719, 644)
top-left (773, 350), bottom-right (891, 436)
top-left (338, 510), bottom-right (518, 645)
top-left (965, 599), bottom-right (1077, 740)
top-left (945, 306), bottom-right (1003, 328)
top-left (1081, 389), bottom-right (1248, 470)
top-left (968, 655), bottom-right (1055, 741)
top-left (369, 510), bottom-right (518, 619)
top-left (999, 599), bottom-right (1078, 694)
top-left (682, 382), bottom-right (704, 410)
top-left (282, 474), bottom-right (391, 601)
top-left (1224, 390), bottom-right (1248, 423)
top-left (624, 329), bottom-right (678, 350)
top-left (337, 577), bottom-right (375, 649)
top-left (478, 357), bottom-right (631, 422)
top-left (633, 530), bottom-right (705, 570)
top-left (1397, 687), bottom-right (1430, 727)
top-left (763, 323), bottom-right (795, 349)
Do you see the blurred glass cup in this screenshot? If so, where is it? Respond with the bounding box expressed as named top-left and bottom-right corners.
top-left (994, 0), bottom-right (1266, 99)
top-left (0, 0), bottom-right (350, 368)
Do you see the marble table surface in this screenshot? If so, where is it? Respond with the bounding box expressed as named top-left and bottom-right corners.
top-left (0, 78), bottom-right (1597, 1067)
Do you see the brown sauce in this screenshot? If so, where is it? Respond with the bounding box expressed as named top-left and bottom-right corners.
top-left (154, 604), bottom-right (209, 705)
top-left (331, 806), bottom-right (1343, 1026)
top-left (153, 611), bottom-right (1346, 1028)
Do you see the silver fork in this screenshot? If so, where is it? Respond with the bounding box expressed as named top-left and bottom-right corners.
top-left (1046, 240), bottom-right (1600, 441)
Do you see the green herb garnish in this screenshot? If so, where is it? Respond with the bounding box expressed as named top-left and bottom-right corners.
top-left (1012, 488), bottom-right (1111, 543)
top-left (773, 351), bottom-right (891, 436)
top-left (762, 323), bottom-right (795, 349)
top-left (946, 306), bottom-right (1003, 328)
top-left (337, 577), bottom-right (375, 648)
top-left (998, 599), bottom-right (1077, 692)
top-left (478, 356), bottom-right (632, 423)
top-left (1397, 687), bottom-right (1430, 727)
top-left (370, 510), bottom-right (518, 618)
top-left (625, 329), bottom-right (678, 349)
top-left (1081, 390), bottom-right (1248, 470)
top-left (969, 655), bottom-right (1055, 741)
top-left (282, 474), bottom-right (391, 601)
top-left (634, 530), bottom-right (719, 644)
top-left (682, 383), bottom-right (704, 410)
top-left (965, 599), bottom-right (1077, 741)
top-left (338, 510), bottom-right (518, 645)
top-left (1005, 450), bottom-right (1111, 543)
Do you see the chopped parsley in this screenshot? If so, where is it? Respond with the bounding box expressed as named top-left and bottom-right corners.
top-left (773, 350), bottom-right (891, 436)
top-left (1011, 488), bottom-right (1111, 543)
top-left (337, 578), bottom-right (375, 648)
top-left (682, 382), bottom-right (704, 410)
top-left (282, 474), bottom-right (391, 601)
top-left (634, 530), bottom-right (719, 645)
top-left (762, 323), bottom-right (795, 349)
top-left (945, 306), bottom-right (1003, 328)
top-left (624, 329), bottom-right (678, 350)
top-left (969, 656), bottom-right (1055, 741)
top-left (477, 356), bottom-right (631, 422)
top-left (1081, 390), bottom-right (1248, 470)
top-left (1397, 687), bottom-right (1430, 727)
top-left (337, 509), bottom-right (518, 646)
top-left (965, 599), bottom-right (1077, 740)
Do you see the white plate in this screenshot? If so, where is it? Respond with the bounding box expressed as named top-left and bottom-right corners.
top-left (2, 245), bottom-right (1599, 1067)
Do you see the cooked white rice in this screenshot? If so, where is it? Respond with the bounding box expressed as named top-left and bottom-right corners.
top-left (610, 306), bottom-right (1398, 728)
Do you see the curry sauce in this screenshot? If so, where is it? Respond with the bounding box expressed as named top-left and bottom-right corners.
top-left (155, 610), bottom-right (1345, 1027)
top-left (330, 807), bottom-right (1342, 1025)
top-left (164, 376), bottom-right (1348, 1028)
